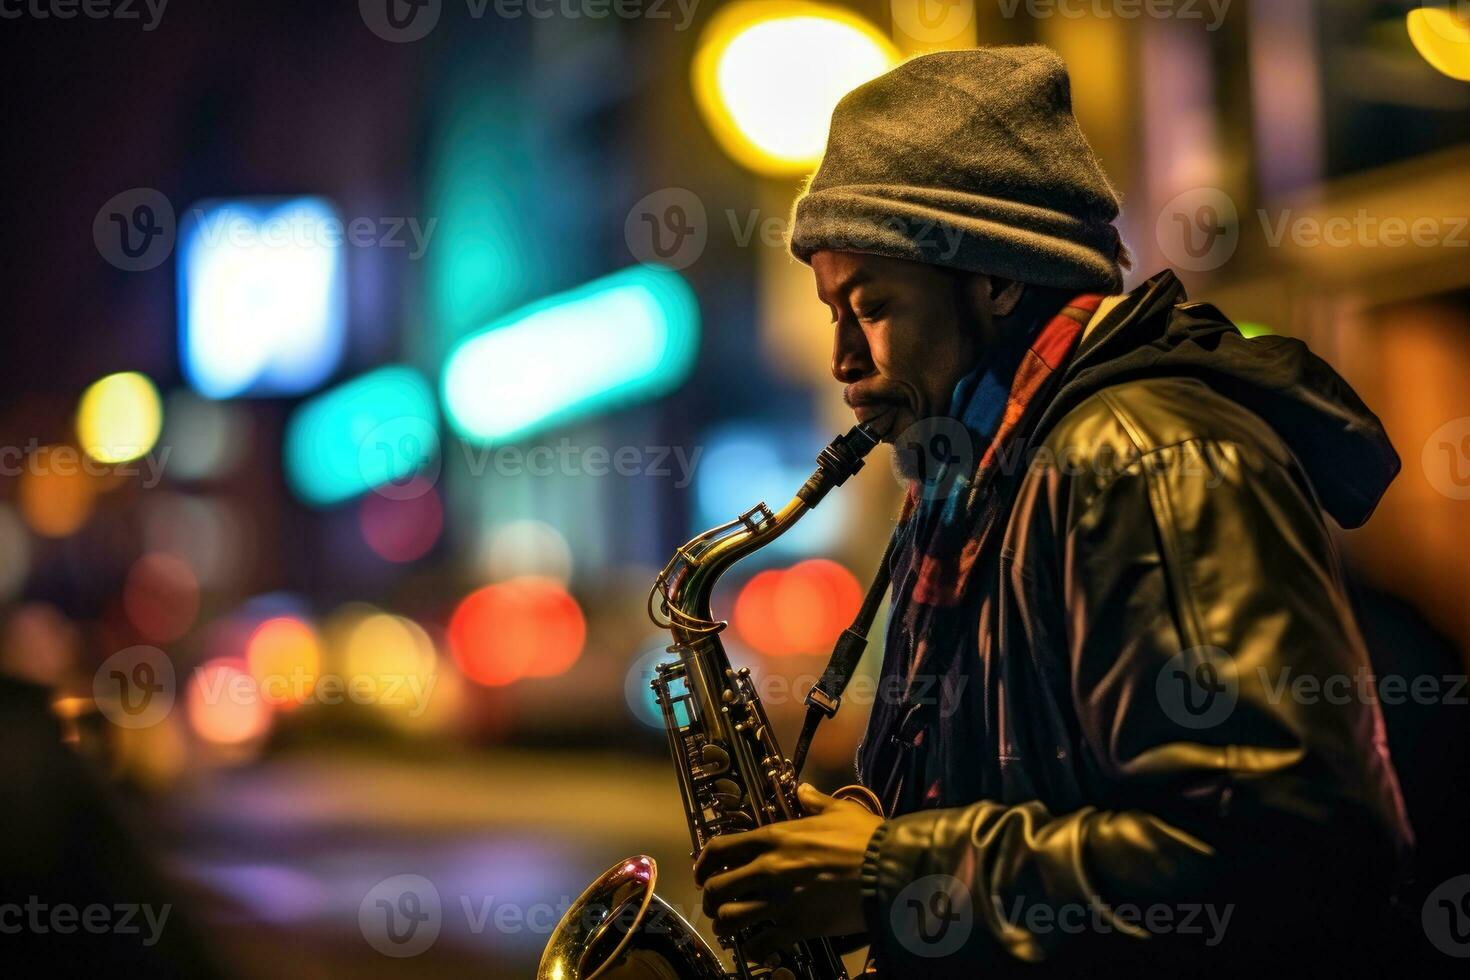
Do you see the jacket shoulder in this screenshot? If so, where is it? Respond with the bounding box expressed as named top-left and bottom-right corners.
top-left (1032, 376), bottom-right (1301, 514)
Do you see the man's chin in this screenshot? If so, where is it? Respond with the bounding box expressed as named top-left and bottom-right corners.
top-left (863, 407), bottom-right (911, 445)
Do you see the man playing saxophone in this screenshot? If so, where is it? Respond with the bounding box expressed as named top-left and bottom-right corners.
top-left (693, 46), bottom-right (1412, 978)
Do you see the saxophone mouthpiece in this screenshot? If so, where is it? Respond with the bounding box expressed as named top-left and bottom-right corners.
top-left (799, 424), bottom-right (884, 508)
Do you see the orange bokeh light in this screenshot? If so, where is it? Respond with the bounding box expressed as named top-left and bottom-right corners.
top-left (448, 577), bottom-right (585, 687)
top-left (17, 445), bottom-right (97, 538)
top-left (246, 616), bottom-right (322, 708)
top-left (186, 658), bottom-right (272, 747)
top-left (733, 559), bottom-right (862, 656)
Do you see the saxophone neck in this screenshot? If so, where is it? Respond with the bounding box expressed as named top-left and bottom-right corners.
top-left (650, 425), bottom-right (882, 633)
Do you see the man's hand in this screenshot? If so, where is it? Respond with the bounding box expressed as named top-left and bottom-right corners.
top-left (692, 783), bottom-right (885, 962)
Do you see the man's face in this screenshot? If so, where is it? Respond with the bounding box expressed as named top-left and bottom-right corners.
top-left (813, 249), bottom-right (997, 443)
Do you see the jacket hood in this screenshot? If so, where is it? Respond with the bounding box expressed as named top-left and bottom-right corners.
top-left (1034, 270), bottom-right (1400, 529)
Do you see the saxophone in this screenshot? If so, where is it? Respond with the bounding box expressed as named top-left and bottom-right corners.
top-left (538, 425), bottom-right (885, 980)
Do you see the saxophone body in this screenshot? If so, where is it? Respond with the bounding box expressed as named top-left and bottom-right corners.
top-left (538, 425), bottom-right (882, 980)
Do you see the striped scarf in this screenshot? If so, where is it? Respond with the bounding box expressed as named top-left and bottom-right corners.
top-left (859, 292), bottom-right (1103, 810)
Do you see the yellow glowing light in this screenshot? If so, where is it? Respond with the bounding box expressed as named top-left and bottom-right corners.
top-left (341, 613), bottom-right (440, 724)
top-left (1408, 8), bottom-right (1470, 82)
top-left (247, 616), bottom-right (323, 709)
top-left (76, 371), bottom-right (163, 464)
top-left (693, 2), bottom-right (900, 175)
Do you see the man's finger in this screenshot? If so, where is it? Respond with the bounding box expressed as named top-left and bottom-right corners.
top-left (711, 899), bottom-right (773, 933)
top-left (692, 826), bottom-right (774, 886)
top-left (701, 856), bottom-right (790, 915)
top-left (796, 782), bottom-right (836, 813)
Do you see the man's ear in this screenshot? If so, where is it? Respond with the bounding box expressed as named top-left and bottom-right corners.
top-left (989, 277), bottom-right (1025, 317)
top-left (961, 274), bottom-right (1025, 320)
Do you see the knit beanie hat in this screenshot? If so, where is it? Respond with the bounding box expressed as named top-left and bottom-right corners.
top-left (788, 46), bottom-right (1127, 292)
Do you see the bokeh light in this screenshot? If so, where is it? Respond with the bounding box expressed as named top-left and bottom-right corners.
top-left (123, 552), bottom-right (201, 642)
top-left (180, 197), bottom-right (346, 398)
top-left (142, 494), bottom-right (246, 591)
top-left (692, 2), bottom-right (899, 175)
top-left (1408, 7), bottom-right (1470, 82)
top-left (442, 265), bottom-right (699, 444)
top-left (449, 577), bottom-right (585, 686)
top-left (246, 616), bottom-right (323, 709)
top-left (339, 611), bottom-right (442, 723)
top-left (284, 365), bottom-right (440, 506)
top-left (18, 445), bottom-right (97, 538)
top-left (186, 658), bottom-right (273, 748)
top-left (160, 390), bottom-right (251, 481)
top-left (75, 371), bottom-right (163, 464)
top-left (358, 480), bottom-right (443, 563)
top-left (479, 519), bottom-right (574, 584)
top-left (733, 559), bottom-right (862, 656)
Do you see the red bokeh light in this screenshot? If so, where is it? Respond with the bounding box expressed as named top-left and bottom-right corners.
top-left (448, 577), bottom-right (585, 687)
top-left (123, 552), bottom-right (200, 642)
top-left (732, 559), bottom-right (862, 656)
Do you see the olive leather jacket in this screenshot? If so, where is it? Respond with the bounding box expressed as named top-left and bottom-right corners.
top-left (858, 271), bottom-right (1415, 977)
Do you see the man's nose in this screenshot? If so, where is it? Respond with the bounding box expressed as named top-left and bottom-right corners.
top-left (831, 318), bottom-right (873, 384)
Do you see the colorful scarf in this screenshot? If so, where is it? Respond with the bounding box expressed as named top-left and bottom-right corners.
top-left (859, 292), bottom-right (1103, 810)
